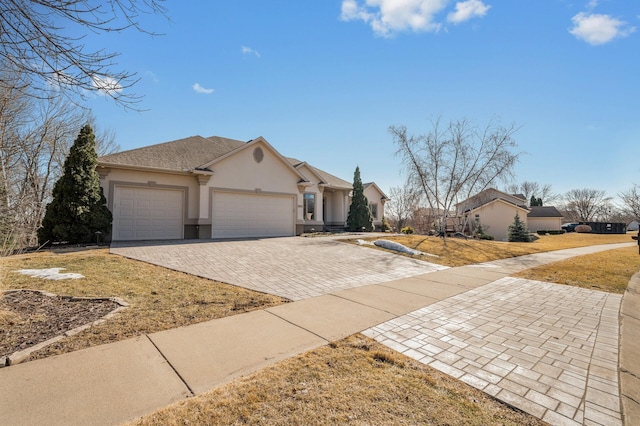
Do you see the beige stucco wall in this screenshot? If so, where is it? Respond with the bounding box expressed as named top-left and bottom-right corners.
top-left (99, 167), bottom-right (199, 220)
top-left (472, 201), bottom-right (528, 241)
top-left (528, 217), bottom-right (562, 232)
top-left (364, 185), bottom-right (386, 224)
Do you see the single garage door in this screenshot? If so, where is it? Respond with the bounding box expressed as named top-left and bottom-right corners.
top-left (113, 186), bottom-right (184, 241)
top-left (212, 191), bottom-right (295, 239)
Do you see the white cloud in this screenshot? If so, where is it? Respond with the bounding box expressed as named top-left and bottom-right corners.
top-left (447, 0), bottom-right (490, 24)
top-left (91, 75), bottom-right (123, 95)
top-left (340, 0), bottom-right (449, 37)
top-left (569, 12), bottom-right (635, 45)
top-left (192, 83), bottom-right (214, 94)
top-left (241, 46), bottom-right (261, 57)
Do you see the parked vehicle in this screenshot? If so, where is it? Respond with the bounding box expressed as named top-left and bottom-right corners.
top-left (561, 223), bottom-right (579, 232)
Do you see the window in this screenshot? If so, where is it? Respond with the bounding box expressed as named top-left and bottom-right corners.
top-left (475, 214), bottom-right (480, 222)
top-left (304, 193), bottom-right (315, 220)
top-left (369, 203), bottom-right (378, 220)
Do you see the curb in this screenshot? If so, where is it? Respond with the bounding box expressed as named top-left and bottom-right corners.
top-left (620, 271), bottom-right (640, 425)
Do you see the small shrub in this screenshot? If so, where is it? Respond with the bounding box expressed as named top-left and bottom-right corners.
top-left (380, 216), bottom-right (391, 232)
top-left (549, 230), bottom-right (565, 235)
top-left (537, 230), bottom-right (548, 235)
top-left (401, 226), bottom-right (414, 235)
top-left (475, 223), bottom-right (494, 240)
top-left (507, 213), bottom-right (531, 242)
top-left (575, 224), bottom-right (592, 233)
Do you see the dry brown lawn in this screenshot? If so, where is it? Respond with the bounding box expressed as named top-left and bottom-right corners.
top-left (0, 248), bottom-right (287, 362)
top-left (4, 234), bottom-right (638, 425)
top-left (357, 232), bottom-right (634, 267)
top-left (513, 245), bottom-right (640, 293)
top-left (128, 335), bottom-right (545, 426)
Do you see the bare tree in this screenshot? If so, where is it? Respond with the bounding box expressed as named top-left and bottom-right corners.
top-left (0, 65), bottom-right (118, 252)
top-left (392, 117), bottom-right (521, 236)
top-left (385, 178), bottom-right (420, 231)
top-left (619, 184), bottom-right (640, 221)
top-left (562, 188), bottom-right (612, 222)
top-left (505, 181), bottom-right (559, 207)
top-left (0, 0), bottom-right (166, 108)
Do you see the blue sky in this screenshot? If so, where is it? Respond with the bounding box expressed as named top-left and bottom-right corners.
top-left (86, 0), bottom-right (639, 200)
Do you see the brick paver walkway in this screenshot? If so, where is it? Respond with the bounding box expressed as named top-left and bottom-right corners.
top-left (364, 277), bottom-right (622, 426)
top-left (111, 236), bottom-right (447, 300)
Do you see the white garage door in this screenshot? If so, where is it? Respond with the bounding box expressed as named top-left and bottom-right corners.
top-left (212, 191), bottom-right (295, 239)
top-left (113, 186), bottom-right (184, 241)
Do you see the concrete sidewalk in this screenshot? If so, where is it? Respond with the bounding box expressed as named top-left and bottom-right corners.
top-left (0, 242), bottom-right (635, 425)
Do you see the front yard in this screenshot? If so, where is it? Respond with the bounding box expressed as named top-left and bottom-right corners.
top-left (2, 231), bottom-right (638, 424)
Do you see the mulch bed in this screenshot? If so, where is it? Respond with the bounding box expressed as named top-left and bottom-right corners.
top-left (0, 290), bottom-right (123, 363)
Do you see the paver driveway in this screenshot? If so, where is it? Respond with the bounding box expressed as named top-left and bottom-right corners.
top-left (110, 236), bottom-right (447, 300)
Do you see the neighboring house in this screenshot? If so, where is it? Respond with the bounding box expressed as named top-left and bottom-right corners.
top-left (527, 206), bottom-right (564, 233)
top-left (628, 221), bottom-right (639, 231)
top-left (456, 188), bottom-right (529, 241)
top-left (456, 188), bottom-right (563, 241)
top-left (97, 135), bottom-right (388, 241)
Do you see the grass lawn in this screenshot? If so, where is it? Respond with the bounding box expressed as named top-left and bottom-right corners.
top-left (127, 335), bottom-right (545, 426)
top-left (3, 232), bottom-right (639, 425)
top-left (0, 248), bottom-right (287, 362)
top-left (354, 232), bottom-right (634, 267)
top-left (513, 245), bottom-right (640, 294)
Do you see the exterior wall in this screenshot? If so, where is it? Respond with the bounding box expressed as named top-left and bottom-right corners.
top-left (364, 185), bottom-right (387, 226)
top-left (206, 142), bottom-right (301, 231)
top-left (98, 166), bottom-right (199, 224)
top-left (472, 201), bottom-right (528, 241)
top-left (528, 217), bottom-right (562, 232)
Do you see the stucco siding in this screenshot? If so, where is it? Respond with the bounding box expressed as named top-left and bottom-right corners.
top-left (528, 217), bottom-right (562, 232)
top-left (99, 168), bottom-right (199, 219)
top-left (473, 202), bottom-right (528, 241)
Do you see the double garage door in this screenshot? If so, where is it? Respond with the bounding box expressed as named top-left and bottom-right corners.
top-left (112, 186), bottom-right (295, 241)
top-left (212, 191), bottom-right (295, 239)
top-left (112, 187), bottom-right (184, 241)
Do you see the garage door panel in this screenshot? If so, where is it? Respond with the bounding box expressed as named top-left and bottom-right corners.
top-left (113, 187), bottom-right (184, 241)
top-left (212, 192), bottom-right (294, 239)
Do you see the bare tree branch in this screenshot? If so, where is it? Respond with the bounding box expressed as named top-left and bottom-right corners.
top-left (392, 116), bottom-right (521, 237)
top-left (0, 0), bottom-right (167, 109)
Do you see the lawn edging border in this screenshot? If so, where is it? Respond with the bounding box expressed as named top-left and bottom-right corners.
top-left (1, 289), bottom-right (129, 368)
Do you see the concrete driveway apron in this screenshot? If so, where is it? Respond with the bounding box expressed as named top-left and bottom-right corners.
top-left (110, 236), bottom-right (447, 301)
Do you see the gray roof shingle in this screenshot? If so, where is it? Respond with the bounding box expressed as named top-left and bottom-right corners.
top-left (98, 135), bottom-right (246, 171)
top-left (99, 136), bottom-right (354, 189)
top-left (527, 206), bottom-right (563, 218)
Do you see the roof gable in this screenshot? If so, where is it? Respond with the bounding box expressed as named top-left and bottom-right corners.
top-left (458, 188), bottom-right (528, 212)
top-left (364, 182), bottom-right (390, 201)
top-left (199, 137), bottom-right (308, 182)
top-left (468, 197), bottom-right (529, 214)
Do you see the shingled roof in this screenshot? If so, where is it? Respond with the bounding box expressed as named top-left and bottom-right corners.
top-left (98, 135), bottom-right (246, 172)
top-left (527, 206), bottom-right (564, 218)
top-left (99, 136), bottom-right (353, 189)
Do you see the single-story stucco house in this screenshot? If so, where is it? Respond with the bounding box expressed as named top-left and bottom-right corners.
top-left (527, 206), bottom-right (564, 233)
top-left (456, 188), bottom-right (529, 241)
top-left (97, 135), bottom-right (388, 241)
top-left (456, 188), bottom-right (563, 241)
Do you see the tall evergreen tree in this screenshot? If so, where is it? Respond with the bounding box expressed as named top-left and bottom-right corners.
top-left (347, 166), bottom-right (374, 232)
top-left (507, 212), bottom-right (531, 242)
top-left (530, 195), bottom-right (543, 206)
top-left (38, 125), bottom-right (112, 244)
